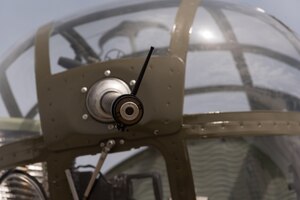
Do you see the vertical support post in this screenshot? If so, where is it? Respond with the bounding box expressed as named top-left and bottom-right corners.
top-left (153, 134), bottom-right (196, 200)
top-left (47, 153), bottom-right (74, 200)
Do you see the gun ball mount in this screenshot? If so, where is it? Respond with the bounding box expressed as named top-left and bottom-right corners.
top-left (112, 46), bottom-right (154, 130)
top-left (86, 46), bottom-right (154, 131)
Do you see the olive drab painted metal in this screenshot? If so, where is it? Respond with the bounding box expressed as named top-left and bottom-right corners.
top-left (1, 0), bottom-right (300, 199)
top-left (33, 0), bottom-right (201, 199)
top-left (35, 23), bottom-right (185, 148)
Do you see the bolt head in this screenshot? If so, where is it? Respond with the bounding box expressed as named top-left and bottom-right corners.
top-left (82, 114), bottom-right (88, 120)
top-left (104, 70), bottom-right (111, 76)
top-left (130, 80), bottom-right (136, 86)
top-left (81, 87), bottom-right (88, 93)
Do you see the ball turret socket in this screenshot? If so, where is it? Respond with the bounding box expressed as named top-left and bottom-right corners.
top-left (86, 78), bottom-right (131, 122)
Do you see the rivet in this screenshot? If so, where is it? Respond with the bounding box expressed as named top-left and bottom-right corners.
top-left (104, 70), bottom-right (111, 76)
top-left (119, 139), bottom-right (125, 145)
top-left (81, 87), bottom-right (88, 93)
top-left (107, 140), bottom-right (116, 146)
top-left (240, 122), bottom-right (244, 128)
top-left (130, 80), bottom-right (136, 86)
top-left (258, 122), bottom-right (262, 128)
top-left (82, 114), bottom-right (88, 120)
top-left (107, 124), bottom-right (115, 130)
top-left (154, 130), bottom-right (159, 135)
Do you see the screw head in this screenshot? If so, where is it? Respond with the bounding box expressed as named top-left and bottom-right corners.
top-left (81, 87), bottom-right (88, 93)
top-left (104, 70), bottom-right (111, 76)
top-left (82, 114), bottom-right (88, 120)
top-left (129, 80), bottom-right (136, 86)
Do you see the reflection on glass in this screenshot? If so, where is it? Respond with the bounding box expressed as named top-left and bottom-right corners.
top-left (256, 7), bottom-right (266, 13)
top-left (199, 29), bottom-right (215, 41)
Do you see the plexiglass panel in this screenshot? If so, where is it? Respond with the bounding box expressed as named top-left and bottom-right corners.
top-left (246, 53), bottom-right (300, 100)
top-left (185, 52), bottom-right (242, 88)
top-left (74, 6), bottom-right (177, 61)
top-left (190, 7), bottom-right (225, 44)
top-left (49, 34), bottom-right (77, 74)
top-left (0, 96), bottom-right (8, 117)
top-left (187, 137), bottom-right (297, 200)
top-left (185, 1), bottom-right (300, 113)
top-left (105, 147), bottom-right (171, 200)
top-left (224, 9), bottom-right (300, 60)
top-left (48, 1), bottom-right (179, 75)
top-left (6, 47), bottom-right (36, 117)
top-left (75, 147), bottom-right (171, 200)
top-left (184, 92), bottom-right (250, 113)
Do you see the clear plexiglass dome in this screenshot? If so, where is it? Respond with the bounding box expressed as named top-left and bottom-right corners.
top-left (1, 0), bottom-right (300, 120)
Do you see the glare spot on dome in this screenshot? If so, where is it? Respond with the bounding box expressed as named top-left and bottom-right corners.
top-left (256, 7), bottom-right (266, 13)
top-left (199, 29), bottom-right (215, 41)
top-left (172, 24), bottom-right (177, 32)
